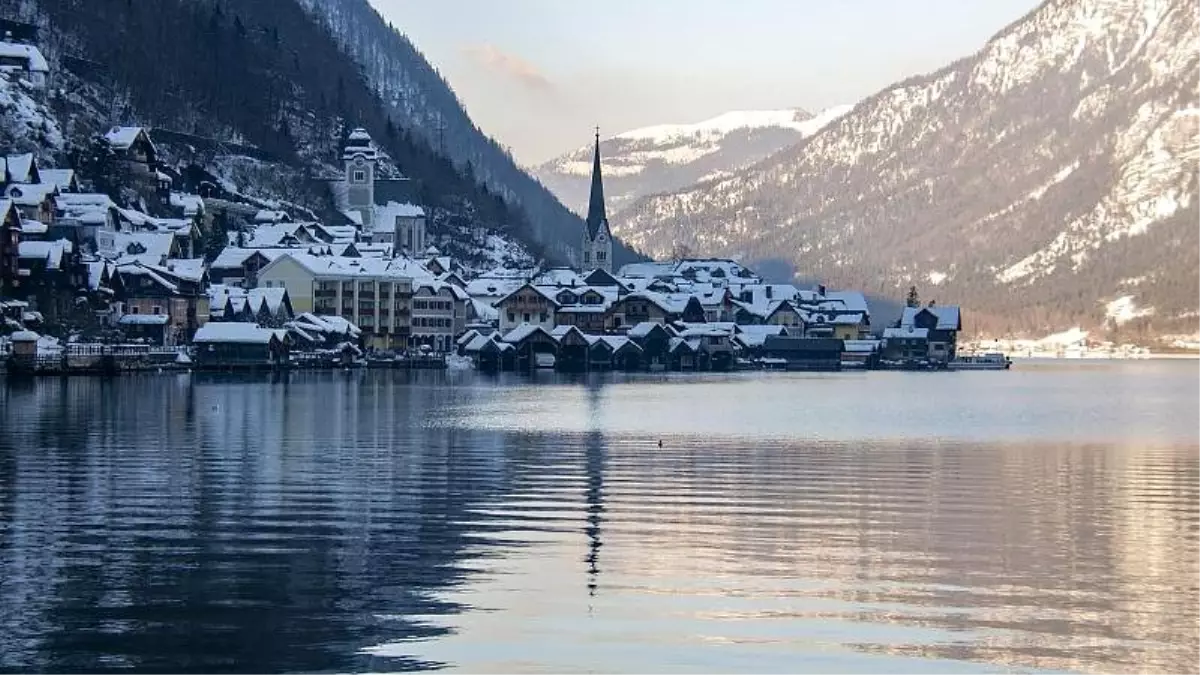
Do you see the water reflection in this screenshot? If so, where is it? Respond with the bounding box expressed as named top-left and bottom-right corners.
top-left (0, 367), bottom-right (1196, 674)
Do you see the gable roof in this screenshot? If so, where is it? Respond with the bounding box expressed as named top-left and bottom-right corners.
top-left (900, 306), bottom-right (961, 331)
top-left (193, 322), bottom-right (278, 345)
top-left (492, 282), bottom-right (562, 308)
top-left (0, 41), bottom-right (48, 72)
top-left (39, 169), bottom-right (77, 192)
top-left (3, 153), bottom-right (38, 183)
top-left (103, 126), bottom-right (150, 151)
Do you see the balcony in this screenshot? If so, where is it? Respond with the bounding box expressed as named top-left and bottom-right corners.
top-left (314, 290), bottom-right (338, 300)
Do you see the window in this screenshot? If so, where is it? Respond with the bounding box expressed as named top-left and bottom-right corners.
top-left (583, 252), bottom-right (590, 263)
top-left (540, 312), bottom-right (548, 323)
top-left (353, 170), bottom-right (366, 183)
top-left (597, 251), bottom-right (607, 261)
top-left (523, 313), bottom-right (531, 322)
top-left (152, 306), bottom-right (163, 315)
top-left (130, 306), bottom-right (140, 314)
top-left (507, 312), bottom-right (515, 323)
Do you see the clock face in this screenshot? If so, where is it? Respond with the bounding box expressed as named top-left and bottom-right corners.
top-left (354, 157), bottom-right (365, 166)
top-left (597, 233), bottom-right (607, 243)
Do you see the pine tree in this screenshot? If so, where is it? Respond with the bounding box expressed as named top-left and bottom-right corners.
top-left (906, 285), bottom-right (920, 308)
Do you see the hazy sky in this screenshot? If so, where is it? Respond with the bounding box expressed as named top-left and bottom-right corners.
top-left (368, 1), bottom-right (1040, 165)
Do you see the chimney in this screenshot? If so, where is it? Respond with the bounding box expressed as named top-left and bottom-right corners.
top-left (817, 284), bottom-right (826, 296)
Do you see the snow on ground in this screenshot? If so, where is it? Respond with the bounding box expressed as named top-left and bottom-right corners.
top-left (1104, 295), bottom-right (1155, 325)
top-left (615, 105), bottom-right (853, 144)
top-left (1038, 327), bottom-right (1089, 345)
top-left (927, 270), bottom-right (947, 285)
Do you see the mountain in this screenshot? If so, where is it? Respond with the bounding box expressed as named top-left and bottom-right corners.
top-left (291, 0), bottom-right (642, 268)
top-left (1, 0), bottom-right (636, 270)
top-left (534, 106), bottom-right (851, 217)
top-left (614, 0), bottom-right (1199, 340)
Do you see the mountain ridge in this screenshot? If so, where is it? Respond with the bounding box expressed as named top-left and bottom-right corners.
top-left (534, 105), bottom-right (851, 218)
top-left (612, 0), bottom-right (1199, 339)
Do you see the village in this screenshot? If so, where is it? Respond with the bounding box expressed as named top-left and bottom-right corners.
top-left (0, 36), bottom-right (970, 376)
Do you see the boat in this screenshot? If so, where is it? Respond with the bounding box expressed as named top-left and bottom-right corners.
top-left (948, 352), bottom-right (1012, 370)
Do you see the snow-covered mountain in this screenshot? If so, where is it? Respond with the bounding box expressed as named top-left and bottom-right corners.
top-left (534, 106), bottom-right (851, 217)
top-left (614, 0), bottom-right (1199, 339)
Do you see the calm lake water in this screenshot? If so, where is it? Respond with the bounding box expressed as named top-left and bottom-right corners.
top-left (0, 360), bottom-right (1196, 673)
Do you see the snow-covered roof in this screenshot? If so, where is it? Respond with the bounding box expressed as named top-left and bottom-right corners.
top-left (18, 239), bottom-right (72, 269)
top-left (492, 282), bottom-right (561, 308)
top-left (39, 169), bottom-right (76, 191)
top-left (0, 198), bottom-right (13, 224)
top-left (0, 42), bottom-right (48, 72)
top-left (169, 192), bottom-right (205, 217)
top-left (292, 312), bottom-right (361, 337)
top-left (100, 230), bottom-right (175, 266)
top-left (340, 209), bottom-right (363, 226)
top-left (627, 321), bottom-right (667, 338)
top-left (900, 306), bottom-right (961, 331)
top-left (502, 323), bottom-right (552, 344)
top-left (533, 267), bottom-right (584, 288)
top-left (119, 314), bottom-right (169, 326)
top-left (883, 326), bottom-right (929, 340)
top-left (342, 128), bottom-right (379, 160)
top-left (193, 322), bottom-right (278, 345)
top-left (19, 220), bottom-right (46, 235)
top-left (6, 181), bottom-right (56, 206)
top-left (375, 201), bottom-right (424, 227)
top-left (3, 153), bottom-right (36, 183)
top-left (210, 246), bottom-right (292, 270)
top-left (823, 290), bottom-right (870, 314)
top-left (843, 339), bottom-right (881, 353)
top-left (103, 126), bottom-right (147, 150)
top-left (254, 209), bottom-right (289, 224)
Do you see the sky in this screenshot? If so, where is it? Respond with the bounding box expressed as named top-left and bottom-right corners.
top-left (368, 0), bottom-right (1041, 166)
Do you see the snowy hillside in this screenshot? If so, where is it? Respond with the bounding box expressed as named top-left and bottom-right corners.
top-left (614, 0), bottom-right (1199, 339)
top-left (534, 106), bottom-right (850, 217)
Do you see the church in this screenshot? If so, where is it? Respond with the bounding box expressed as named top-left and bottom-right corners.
top-left (340, 128), bottom-right (427, 254)
top-left (581, 129), bottom-right (613, 274)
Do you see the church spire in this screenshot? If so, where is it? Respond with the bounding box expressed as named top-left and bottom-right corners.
top-left (585, 126), bottom-right (607, 241)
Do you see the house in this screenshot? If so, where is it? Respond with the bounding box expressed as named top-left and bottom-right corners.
top-left (118, 313), bottom-right (170, 346)
top-left (0, 199), bottom-right (21, 296)
top-left (761, 336), bottom-right (844, 371)
top-left (606, 292), bottom-right (670, 330)
top-left (411, 280), bottom-right (469, 353)
top-left (255, 252), bottom-right (436, 351)
top-left (373, 201), bottom-right (425, 251)
top-left (674, 323), bottom-right (736, 371)
top-left (586, 335), bottom-right (643, 371)
top-left (284, 312), bottom-right (362, 350)
top-left (0, 40), bottom-right (49, 89)
top-left (493, 282), bottom-right (559, 333)
top-left (192, 322), bottom-right (288, 368)
top-left (41, 169), bottom-right (79, 194)
top-left (114, 261), bottom-right (209, 345)
top-left (16, 239), bottom-right (86, 325)
top-left (842, 339), bottom-right (882, 369)
top-left (882, 326), bottom-right (931, 362)
top-left (732, 324), bottom-right (790, 359)
top-left (6, 181), bottom-right (57, 224)
top-left (103, 127), bottom-right (159, 194)
top-left (2, 153), bottom-right (40, 186)
top-left (208, 247), bottom-right (290, 287)
top-left (668, 337), bottom-right (700, 370)
top-left (53, 193), bottom-right (120, 244)
top-left (208, 285), bottom-right (294, 326)
top-left (900, 305), bottom-right (961, 362)
top-left (553, 285), bottom-right (615, 334)
top-left (550, 324), bottom-right (590, 371)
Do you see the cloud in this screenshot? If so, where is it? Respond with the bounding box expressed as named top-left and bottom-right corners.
top-left (462, 43), bottom-right (556, 92)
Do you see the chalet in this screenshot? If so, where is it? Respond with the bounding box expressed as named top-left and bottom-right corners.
top-left (493, 282), bottom-right (559, 333)
top-left (104, 126), bottom-right (156, 164)
top-left (553, 286), bottom-right (613, 334)
top-left (674, 322), bottom-right (736, 371)
top-left (192, 322), bottom-right (288, 368)
top-left (0, 198), bottom-right (21, 295)
top-left (0, 40), bottom-right (49, 89)
top-left (5, 181), bottom-right (57, 225)
top-left (732, 324), bottom-right (791, 359)
top-left (208, 247), bottom-right (288, 288)
top-left (762, 336), bottom-right (844, 371)
top-left (900, 305), bottom-right (961, 362)
top-left (16, 239), bottom-right (86, 325)
top-left (1, 153), bottom-right (39, 186)
top-left (40, 169), bottom-right (79, 194)
top-left (605, 292), bottom-right (671, 330)
top-left (668, 337), bottom-right (700, 370)
top-left (54, 193), bottom-right (120, 243)
top-left (882, 326), bottom-right (931, 362)
top-left (114, 261), bottom-right (209, 344)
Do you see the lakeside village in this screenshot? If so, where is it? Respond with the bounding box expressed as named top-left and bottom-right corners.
top-left (0, 40), bottom-right (993, 377)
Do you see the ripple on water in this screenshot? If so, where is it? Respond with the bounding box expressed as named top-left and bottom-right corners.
top-left (0, 367), bottom-right (1196, 673)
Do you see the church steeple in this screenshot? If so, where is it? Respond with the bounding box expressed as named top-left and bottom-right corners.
top-left (585, 126), bottom-right (607, 241)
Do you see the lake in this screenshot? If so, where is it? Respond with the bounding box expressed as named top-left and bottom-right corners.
top-left (0, 360), bottom-right (1196, 673)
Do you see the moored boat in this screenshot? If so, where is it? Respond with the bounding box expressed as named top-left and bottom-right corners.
top-left (948, 352), bottom-right (1012, 370)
